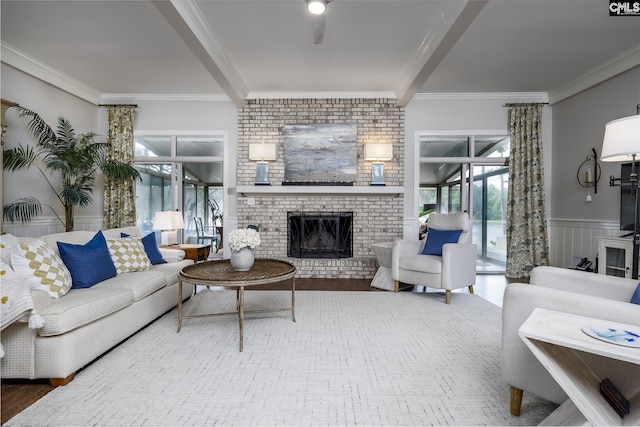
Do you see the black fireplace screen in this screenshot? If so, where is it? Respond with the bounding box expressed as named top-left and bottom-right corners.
top-left (287, 211), bottom-right (353, 258)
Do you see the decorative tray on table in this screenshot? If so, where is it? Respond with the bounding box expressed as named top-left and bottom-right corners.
top-left (582, 325), bottom-right (640, 348)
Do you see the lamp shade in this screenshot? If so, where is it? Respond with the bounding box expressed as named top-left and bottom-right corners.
top-left (364, 143), bottom-right (393, 161)
top-left (153, 211), bottom-right (185, 230)
top-left (307, 0), bottom-right (326, 14)
top-left (249, 143), bottom-right (277, 161)
top-left (601, 115), bottom-right (640, 162)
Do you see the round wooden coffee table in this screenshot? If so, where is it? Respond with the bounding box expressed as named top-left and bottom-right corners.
top-left (177, 259), bottom-right (297, 351)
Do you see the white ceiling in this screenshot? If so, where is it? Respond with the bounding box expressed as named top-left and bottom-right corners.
top-left (2, 0), bottom-right (639, 107)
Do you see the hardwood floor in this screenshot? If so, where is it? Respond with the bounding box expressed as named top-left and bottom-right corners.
top-left (0, 275), bottom-right (506, 424)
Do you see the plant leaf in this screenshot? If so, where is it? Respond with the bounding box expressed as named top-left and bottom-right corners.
top-left (3, 197), bottom-right (42, 223)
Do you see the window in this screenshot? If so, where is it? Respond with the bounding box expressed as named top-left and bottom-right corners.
top-left (418, 133), bottom-right (509, 272)
top-left (134, 133), bottom-right (226, 243)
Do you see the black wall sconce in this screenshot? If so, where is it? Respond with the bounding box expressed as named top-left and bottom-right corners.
top-left (577, 148), bottom-right (601, 202)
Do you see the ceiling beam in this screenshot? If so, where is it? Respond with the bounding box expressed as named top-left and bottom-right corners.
top-left (395, 0), bottom-right (488, 106)
top-left (152, 0), bottom-right (248, 108)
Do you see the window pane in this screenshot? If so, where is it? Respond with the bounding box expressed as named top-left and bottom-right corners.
top-left (474, 136), bottom-right (510, 158)
top-left (135, 136), bottom-right (171, 157)
top-left (419, 136), bottom-right (468, 157)
top-left (135, 164), bottom-right (172, 235)
top-left (177, 137), bottom-right (223, 157)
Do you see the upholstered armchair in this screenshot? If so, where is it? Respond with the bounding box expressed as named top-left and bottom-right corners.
top-left (391, 213), bottom-right (477, 304)
top-left (502, 266), bottom-right (640, 417)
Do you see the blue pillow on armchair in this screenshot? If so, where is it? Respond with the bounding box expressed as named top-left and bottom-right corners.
top-left (57, 231), bottom-right (117, 288)
top-left (631, 283), bottom-right (640, 305)
top-left (120, 232), bottom-right (167, 265)
top-left (421, 228), bottom-right (463, 256)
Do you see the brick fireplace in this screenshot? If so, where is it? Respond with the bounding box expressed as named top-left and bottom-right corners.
top-left (236, 98), bottom-right (405, 279)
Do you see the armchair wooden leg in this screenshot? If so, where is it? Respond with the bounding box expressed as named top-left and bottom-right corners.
top-left (468, 284), bottom-right (474, 294)
top-left (394, 280), bottom-right (399, 293)
top-left (445, 290), bottom-right (451, 304)
top-left (510, 386), bottom-right (523, 416)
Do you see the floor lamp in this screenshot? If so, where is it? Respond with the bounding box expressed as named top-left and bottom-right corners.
top-left (601, 106), bottom-right (640, 279)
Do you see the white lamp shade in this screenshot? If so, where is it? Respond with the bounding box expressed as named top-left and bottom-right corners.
top-left (153, 211), bottom-right (185, 230)
top-left (601, 115), bottom-right (640, 162)
top-left (249, 143), bottom-right (277, 161)
top-left (307, 0), bottom-right (326, 14)
top-left (364, 143), bottom-right (393, 161)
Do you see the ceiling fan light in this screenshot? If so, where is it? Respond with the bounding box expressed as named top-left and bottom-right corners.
top-left (307, 0), bottom-right (327, 15)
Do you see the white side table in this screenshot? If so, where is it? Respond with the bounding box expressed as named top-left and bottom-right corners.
top-left (519, 308), bottom-right (640, 426)
top-left (371, 242), bottom-right (394, 291)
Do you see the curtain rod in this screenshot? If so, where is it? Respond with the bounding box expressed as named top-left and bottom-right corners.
top-left (503, 102), bottom-right (549, 107)
top-left (98, 104), bottom-right (138, 107)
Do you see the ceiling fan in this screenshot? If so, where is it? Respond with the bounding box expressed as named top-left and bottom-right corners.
top-left (306, 0), bottom-right (334, 44)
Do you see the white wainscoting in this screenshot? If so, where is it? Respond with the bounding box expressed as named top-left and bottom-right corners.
top-left (2, 215), bottom-right (103, 238)
top-left (548, 218), bottom-right (623, 269)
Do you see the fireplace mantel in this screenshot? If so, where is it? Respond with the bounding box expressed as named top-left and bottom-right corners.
top-left (237, 185), bottom-right (404, 196)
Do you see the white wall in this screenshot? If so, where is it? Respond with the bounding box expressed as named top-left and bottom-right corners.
top-left (404, 95), bottom-right (553, 239)
top-left (2, 64), bottom-right (102, 235)
top-left (548, 66), bottom-right (640, 268)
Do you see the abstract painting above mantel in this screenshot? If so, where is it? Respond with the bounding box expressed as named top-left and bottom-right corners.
top-left (284, 123), bottom-right (357, 185)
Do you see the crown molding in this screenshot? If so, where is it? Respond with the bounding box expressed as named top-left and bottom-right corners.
top-left (247, 91), bottom-right (398, 100)
top-left (548, 44), bottom-right (640, 105)
top-left (411, 92), bottom-right (549, 103)
top-left (100, 93), bottom-right (232, 103)
top-left (1, 42), bottom-right (102, 105)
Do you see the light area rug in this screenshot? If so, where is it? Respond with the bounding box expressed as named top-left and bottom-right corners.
top-left (7, 291), bottom-right (556, 426)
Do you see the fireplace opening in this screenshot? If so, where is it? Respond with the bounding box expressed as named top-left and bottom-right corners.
top-left (287, 211), bottom-right (353, 259)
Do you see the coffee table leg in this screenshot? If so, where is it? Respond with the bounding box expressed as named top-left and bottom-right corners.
top-left (238, 285), bottom-right (244, 352)
top-left (291, 277), bottom-right (296, 322)
top-left (177, 280), bottom-right (183, 333)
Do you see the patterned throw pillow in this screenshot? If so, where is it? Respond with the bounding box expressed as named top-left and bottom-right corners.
top-left (107, 238), bottom-right (152, 273)
top-left (11, 238), bottom-right (72, 298)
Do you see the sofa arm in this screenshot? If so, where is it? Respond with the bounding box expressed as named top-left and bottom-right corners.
top-left (159, 248), bottom-right (186, 263)
top-left (530, 266), bottom-right (637, 302)
top-left (502, 283), bottom-right (640, 408)
top-left (392, 239), bottom-right (424, 279)
top-left (441, 243), bottom-right (477, 290)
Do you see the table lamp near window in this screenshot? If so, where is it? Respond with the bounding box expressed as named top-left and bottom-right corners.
top-left (153, 211), bottom-right (185, 245)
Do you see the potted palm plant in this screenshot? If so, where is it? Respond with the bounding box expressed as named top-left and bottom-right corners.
top-left (3, 106), bottom-right (140, 231)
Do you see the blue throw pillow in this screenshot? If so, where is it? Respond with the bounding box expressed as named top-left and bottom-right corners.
top-left (631, 283), bottom-right (640, 305)
top-left (121, 232), bottom-right (167, 265)
top-left (421, 228), bottom-right (463, 256)
top-left (57, 231), bottom-right (117, 288)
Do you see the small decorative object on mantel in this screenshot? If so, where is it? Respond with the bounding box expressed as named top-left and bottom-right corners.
top-left (576, 148), bottom-right (601, 202)
top-left (228, 228), bottom-right (261, 271)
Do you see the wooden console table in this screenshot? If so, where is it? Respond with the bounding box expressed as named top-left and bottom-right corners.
top-left (519, 308), bottom-right (640, 426)
top-left (161, 243), bottom-right (210, 262)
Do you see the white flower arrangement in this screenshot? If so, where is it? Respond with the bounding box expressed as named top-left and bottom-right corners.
top-left (228, 228), bottom-right (261, 252)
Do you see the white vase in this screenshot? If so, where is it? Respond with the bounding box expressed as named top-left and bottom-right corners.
top-left (230, 247), bottom-right (255, 271)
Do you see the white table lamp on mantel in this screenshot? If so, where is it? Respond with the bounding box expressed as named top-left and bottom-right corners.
top-left (249, 143), bottom-right (277, 185)
top-left (364, 142), bottom-right (393, 186)
top-left (153, 211), bottom-right (185, 245)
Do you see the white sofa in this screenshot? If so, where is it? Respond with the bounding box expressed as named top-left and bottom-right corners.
top-left (0, 226), bottom-right (194, 386)
top-left (502, 266), bottom-right (640, 416)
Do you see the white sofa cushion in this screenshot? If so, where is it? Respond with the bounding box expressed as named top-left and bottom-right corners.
top-left (399, 254), bottom-right (443, 274)
top-left (38, 287), bottom-right (133, 336)
top-left (93, 270), bottom-right (167, 302)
